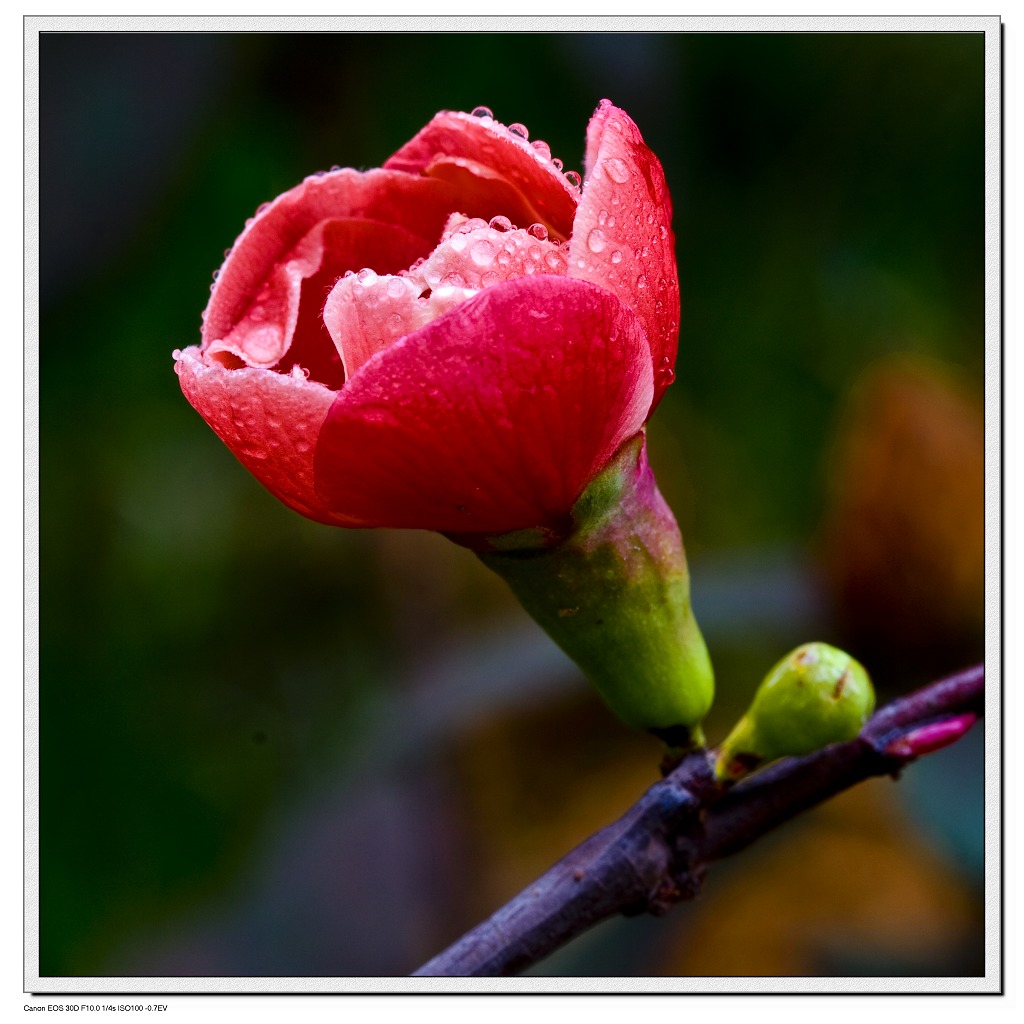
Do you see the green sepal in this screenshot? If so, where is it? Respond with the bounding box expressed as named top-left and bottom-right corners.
top-left (715, 642), bottom-right (875, 781)
top-left (478, 434), bottom-right (714, 745)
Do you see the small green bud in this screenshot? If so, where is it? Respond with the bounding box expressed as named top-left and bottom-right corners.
top-left (715, 642), bottom-right (874, 781)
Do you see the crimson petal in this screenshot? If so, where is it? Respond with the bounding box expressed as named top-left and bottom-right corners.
top-left (313, 276), bottom-right (654, 534)
top-left (570, 101), bottom-right (680, 407)
top-left (385, 111), bottom-right (578, 240)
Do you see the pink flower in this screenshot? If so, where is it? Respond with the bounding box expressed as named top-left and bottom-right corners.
top-left (175, 101), bottom-right (679, 542)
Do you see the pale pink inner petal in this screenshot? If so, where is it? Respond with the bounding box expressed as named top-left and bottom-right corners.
top-left (323, 271), bottom-right (476, 378)
top-left (415, 220), bottom-right (568, 292)
top-left (323, 217), bottom-right (572, 379)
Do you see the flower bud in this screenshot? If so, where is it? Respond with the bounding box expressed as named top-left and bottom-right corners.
top-left (715, 642), bottom-right (874, 781)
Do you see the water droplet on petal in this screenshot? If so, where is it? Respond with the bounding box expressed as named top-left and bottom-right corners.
top-left (508, 122), bottom-right (529, 140)
top-left (449, 233), bottom-right (468, 253)
top-left (531, 139), bottom-right (551, 160)
top-left (471, 106), bottom-right (493, 118)
top-left (647, 212), bottom-right (656, 225)
top-left (386, 277), bottom-right (407, 299)
top-left (552, 157), bottom-right (564, 171)
top-left (604, 157), bottom-right (630, 184)
top-left (659, 224), bottom-right (669, 240)
top-left (564, 170), bottom-right (582, 188)
top-left (488, 215), bottom-right (513, 232)
top-left (527, 222), bottom-right (549, 241)
top-left (587, 228), bottom-right (608, 254)
top-left (357, 268), bottom-right (378, 285)
top-left (471, 239), bottom-right (496, 266)
top-left (636, 274), bottom-right (647, 289)
top-left (610, 250), bottom-right (623, 264)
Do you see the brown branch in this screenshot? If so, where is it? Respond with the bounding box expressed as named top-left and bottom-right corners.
top-left (411, 663), bottom-right (984, 977)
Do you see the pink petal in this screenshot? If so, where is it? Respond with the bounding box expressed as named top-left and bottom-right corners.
top-left (174, 346), bottom-right (356, 527)
top-left (323, 271), bottom-right (476, 379)
top-left (415, 222), bottom-right (568, 291)
top-left (313, 276), bottom-right (654, 534)
top-left (385, 111), bottom-right (579, 241)
top-left (570, 100), bottom-right (680, 406)
top-left (268, 218), bottom-right (432, 389)
top-left (202, 168), bottom-right (462, 358)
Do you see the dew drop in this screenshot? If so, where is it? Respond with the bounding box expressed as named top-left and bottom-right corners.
top-left (647, 212), bottom-right (656, 225)
top-left (598, 209), bottom-right (608, 226)
top-left (357, 268), bottom-right (378, 285)
top-left (545, 252), bottom-right (565, 272)
top-left (610, 250), bottom-right (623, 265)
top-left (527, 222), bottom-right (549, 241)
top-left (529, 245), bottom-right (542, 261)
top-left (659, 224), bottom-right (669, 240)
top-left (386, 277), bottom-right (407, 299)
top-left (603, 157), bottom-right (630, 184)
top-left (508, 122), bottom-right (529, 140)
top-left (441, 272), bottom-right (466, 287)
top-left (587, 228), bottom-right (608, 254)
top-left (636, 274), bottom-right (647, 289)
top-left (471, 239), bottom-right (496, 266)
top-left (471, 106), bottom-right (493, 118)
top-left (552, 157), bottom-right (564, 171)
top-left (488, 215), bottom-right (513, 232)
top-left (449, 233), bottom-right (469, 253)
top-left (481, 270), bottom-right (501, 287)
top-left (531, 139), bottom-right (551, 160)
top-left (387, 312), bottom-right (404, 332)
top-left (564, 170), bottom-right (582, 188)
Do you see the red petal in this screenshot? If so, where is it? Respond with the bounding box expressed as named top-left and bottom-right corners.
top-left (385, 111), bottom-right (578, 241)
top-left (313, 276), bottom-right (654, 534)
top-left (270, 218), bottom-right (431, 388)
top-left (570, 101), bottom-right (680, 406)
top-left (175, 346), bottom-right (356, 527)
top-left (202, 169), bottom-right (460, 355)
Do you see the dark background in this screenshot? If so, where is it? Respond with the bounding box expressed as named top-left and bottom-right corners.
top-left (38, 31), bottom-right (987, 978)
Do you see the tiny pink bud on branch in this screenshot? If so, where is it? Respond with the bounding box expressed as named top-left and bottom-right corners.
top-left (884, 712), bottom-right (977, 759)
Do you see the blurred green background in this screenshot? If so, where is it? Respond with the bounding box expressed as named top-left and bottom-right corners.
top-left (38, 31), bottom-right (987, 979)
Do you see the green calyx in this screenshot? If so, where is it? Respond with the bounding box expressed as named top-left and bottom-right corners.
top-left (715, 642), bottom-right (875, 781)
top-left (478, 434), bottom-right (714, 747)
